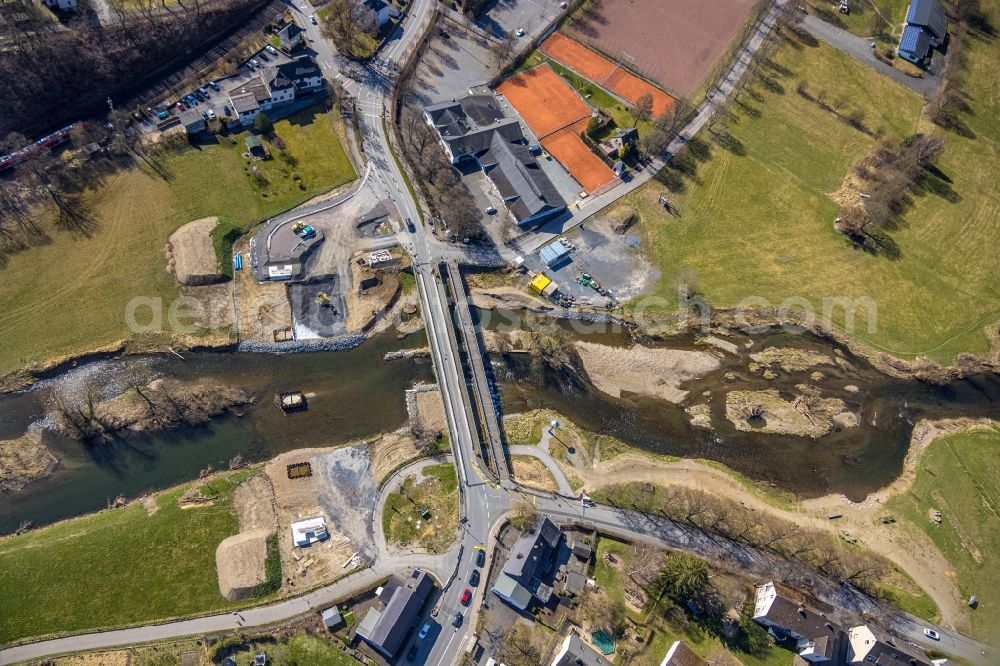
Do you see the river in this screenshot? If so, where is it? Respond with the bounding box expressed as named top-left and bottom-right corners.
top-left (0, 330), bottom-right (433, 534)
top-left (477, 308), bottom-right (1000, 502)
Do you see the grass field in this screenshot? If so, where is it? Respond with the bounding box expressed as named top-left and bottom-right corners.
top-left (606, 36), bottom-right (1000, 363)
top-left (593, 537), bottom-right (791, 666)
top-left (381, 463), bottom-right (459, 553)
top-left (887, 426), bottom-right (1000, 643)
top-left (0, 468), bottom-right (258, 645)
top-left (0, 104), bottom-right (355, 378)
top-left (806, 0), bottom-right (910, 39)
top-left (222, 632), bottom-right (357, 666)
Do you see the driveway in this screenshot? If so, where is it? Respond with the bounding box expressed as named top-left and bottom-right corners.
top-left (800, 13), bottom-right (941, 99)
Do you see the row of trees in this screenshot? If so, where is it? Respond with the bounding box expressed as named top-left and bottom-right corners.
top-left (601, 482), bottom-right (892, 598)
top-left (0, 0), bottom-right (265, 137)
top-left (398, 107), bottom-right (481, 238)
top-left (837, 134), bottom-right (945, 247)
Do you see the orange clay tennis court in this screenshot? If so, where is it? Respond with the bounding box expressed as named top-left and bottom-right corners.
top-left (540, 32), bottom-right (673, 117)
top-left (541, 119), bottom-right (616, 193)
top-left (496, 63), bottom-right (591, 138)
top-left (497, 64), bottom-right (616, 194)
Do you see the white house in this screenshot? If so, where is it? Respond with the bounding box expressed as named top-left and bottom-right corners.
top-left (227, 56), bottom-right (324, 126)
top-left (358, 0), bottom-right (399, 28)
top-left (290, 516), bottom-right (328, 547)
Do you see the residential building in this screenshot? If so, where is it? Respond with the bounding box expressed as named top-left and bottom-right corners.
top-left (290, 516), bottom-right (328, 547)
top-left (659, 640), bottom-right (707, 666)
top-left (752, 582), bottom-right (845, 664)
top-left (897, 0), bottom-right (947, 63)
top-left (424, 95), bottom-right (567, 227)
top-left (492, 517), bottom-right (562, 610)
top-left (846, 625), bottom-right (932, 666)
top-left (551, 631), bottom-right (609, 666)
top-left (905, 0), bottom-right (947, 46)
top-left (277, 22), bottom-right (305, 51)
top-left (179, 108), bottom-right (206, 134)
top-left (227, 56), bottom-right (324, 126)
top-left (358, 0), bottom-right (399, 28)
top-left (356, 569), bottom-right (435, 659)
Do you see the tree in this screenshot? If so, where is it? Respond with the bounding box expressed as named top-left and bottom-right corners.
top-left (253, 111), bottom-right (273, 135)
top-left (508, 499), bottom-right (537, 531)
top-left (578, 590), bottom-right (627, 636)
top-left (496, 623), bottom-right (544, 666)
top-left (653, 97), bottom-right (692, 139)
top-left (493, 31), bottom-right (517, 70)
top-left (657, 553), bottom-right (710, 605)
top-left (639, 127), bottom-right (669, 156)
top-left (321, 0), bottom-right (377, 58)
top-left (628, 92), bottom-right (654, 126)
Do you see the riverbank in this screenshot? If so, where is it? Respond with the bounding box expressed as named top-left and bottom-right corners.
top-left (470, 286), bottom-right (1000, 384)
top-left (505, 407), bottom-right (997, 633)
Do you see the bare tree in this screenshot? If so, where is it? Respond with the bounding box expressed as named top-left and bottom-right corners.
top-left (321, 0), bottom-right (377, 58)
top-left (628, 92), bottom-right (654, 126)
top-left (493, 31), bottom-right (517, 71)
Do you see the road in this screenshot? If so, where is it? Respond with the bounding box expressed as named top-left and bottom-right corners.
top-left (0, 0), bottom-right (991, 664)
top-left (799, 13), bottom-right (941, 99)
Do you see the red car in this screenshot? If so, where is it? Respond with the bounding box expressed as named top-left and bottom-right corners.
top-left (460, 588), bottom-right (472, 605)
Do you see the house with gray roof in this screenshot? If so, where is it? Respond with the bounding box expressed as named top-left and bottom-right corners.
top-left (753, 582), bottom-right (845, 664)
top-left (659, 640), bottom-right (707, 666)
top-left (492, 517), bottom-right (562, 610)
top-left (550, 631), bottom-right (609, 666)
top-left (228, 56), bottom-right (324, 126)
top-left (359, 0), bottom-right (399, 27)
top-left (277, 22), bottom-right (304, 51)
top-left (897, 0), bottom-right (947, 64)
top-left (356, 569), bottom-right (435, 659)
top-left (425, 95), bottom-right (566, 227)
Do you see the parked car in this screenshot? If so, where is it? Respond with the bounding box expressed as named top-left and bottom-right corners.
top-left (223, 105), bottom-right (232, 116)
top-left (207, 109), bottom-right (217, 120)
top-left (923, 629), bottom-right (940, 640)
top-left (250, 58), bottom-right (259, 67)
top-left (452, 612), bottom-right (463, 627)
top-left (175, 102), bottom-right (186, 110)
top-left (257, 51), bottom-right (270, 62)
top-left (208, 80), bottom-right (221, 91)
top-left (475, 549), bottom-right (485, 567)
top-left (198, 86), bottom-right (209, 96)
top-left (515, 27), bottom-right (525, 37)
top-left (460, 588), bottom-right (472, 605)
top-left (469, 569), bottom-right (480, 586)
top-left (418, 623), bottom-right (430, 639)
top-left (265, 45), bottom-right (278, 55)
top-left (310, 14), bottom-right (317, 24)
top-left (485, 205), bottom-right (497, 214)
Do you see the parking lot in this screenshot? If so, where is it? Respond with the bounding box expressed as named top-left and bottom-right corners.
top-left (152, 45), bottom-right (298, 125)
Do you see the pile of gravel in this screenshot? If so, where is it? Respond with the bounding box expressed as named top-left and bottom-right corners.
top-left (313, 445), bottom-right (378, 559)
top-left (237, 334), bottom-right (366, 354)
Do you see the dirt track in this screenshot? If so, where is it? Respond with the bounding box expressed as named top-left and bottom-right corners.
top-left (564, 416), bottom-right (999, 632)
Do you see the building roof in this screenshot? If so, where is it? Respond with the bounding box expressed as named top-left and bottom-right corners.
top-left (321, 607), bottom-right (343, 629)
top-left (659, 640), bottom-right (707, 666)
top-left (277, 22), bottom-right (304, 42)
top-left (502, 516), bottom-right (561, 583)
top-left (572, 540), bottom-right (592, 560)
top-left (245, 135), bottom-right (264, 149)
top-left (539, 239), bottom-right (570, 267)
top-left (229, 75), bottom-right (271, 103)
top-left (363, 569), bottom-right (434, 657)
top-left (564, 570), bottom-right (587, 595)
top-left (277, 56), bottom-right (322, 83)
top-left (481, 134), bottom-right (565, 223)
top-left (898, 24), bottom-right (933, 58)
top-left (361, 0), bottom-right (398, 14)
top-left (493, 573), bottom-right (534, 608)
top-left (906, 0), bottom-right (947, 38)
top-left (552, 633), bottom-right (609, 666)
top-left (530, 273), bottom-right (552, 294)
top-left (425, 96), bottom-right (524, 157)
top-left (753, 582), bottom-right (841, 640)
top-left (290, 516), bottom-right (328, 547)
top-left (848, 625), bottom-right (931, 666)
top-left (179, 108), bottom-right (204, 127)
